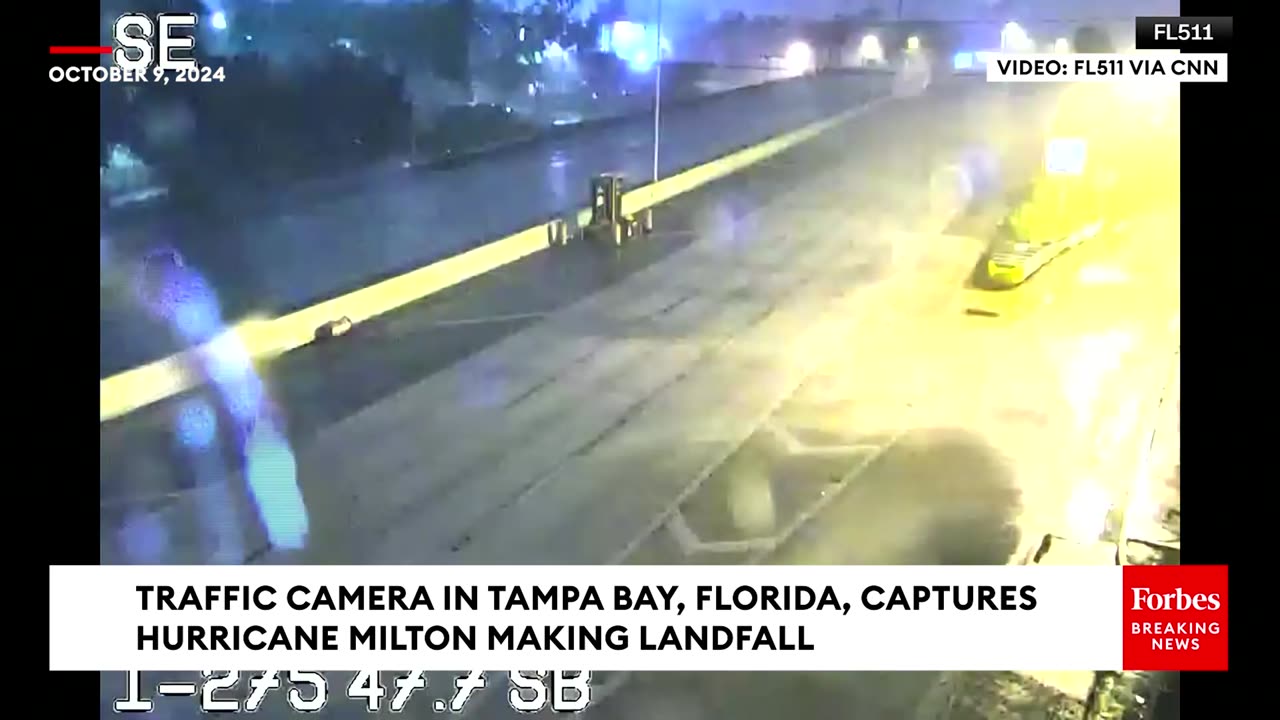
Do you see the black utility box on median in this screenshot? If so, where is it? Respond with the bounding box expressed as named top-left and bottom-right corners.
top-left (585, 173), bottom-right (648, 246)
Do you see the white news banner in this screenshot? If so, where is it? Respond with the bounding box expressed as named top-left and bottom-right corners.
top-left (987, 52), bottom-right (1228, 83)
top-left (50, 564), bottom-right (1126, 672)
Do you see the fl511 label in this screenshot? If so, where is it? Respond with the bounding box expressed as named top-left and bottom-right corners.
top-left (113, 670), bottom-right (594, 713)
top-left (1134, 16), bottom-right (1232, 52)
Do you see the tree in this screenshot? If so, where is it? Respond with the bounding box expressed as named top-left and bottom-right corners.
top-left (100, 84), bottom-right (138, 168)
top-left (815, 17), bottom-right (852, 49)
top-left (527, 0), bottom-right (580, 48)
top-left (103, 0), bottom-right (212, 40)
top-left (99, 0), bottom-right (212, 159)
top-left (338, 0), bottom-right (474, 87)
top-left (433, 0), bottom-right (475, 87)
top-left (595, 0), bottom-right (626, 25)
top-left (491, 49), bottom-right (534, 97)
top-left (565, 16), bottom-right (598, 52)
top-left (391, 0), bottom-right (478, 87)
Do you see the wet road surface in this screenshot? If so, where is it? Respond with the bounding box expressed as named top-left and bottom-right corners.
top-left (97, 81), bottom-right (1181, 719)
top-left (100, 72), bottom-right (893, 377)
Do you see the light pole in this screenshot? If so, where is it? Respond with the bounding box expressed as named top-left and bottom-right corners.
top-left (651, 0), bottom-right (663, 184)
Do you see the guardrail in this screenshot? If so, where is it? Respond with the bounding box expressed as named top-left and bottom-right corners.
top-left (99, 95), bottom-right (892, 423)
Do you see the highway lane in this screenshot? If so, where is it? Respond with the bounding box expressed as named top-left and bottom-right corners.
top-left (473, 162), bottom-right (1181, 720)
top-left (96, 81), bottom-right (1180, 718)
top-left (98, 79), bottom-right (1058, 717)
top-left (97, 221), bottom-right (1180, 720)
top-left (99, 79), bottom-right (1025, 543)
top-left (99, 79), bottom-right (1054, 561)
top-left (99, 71), bottom-right (894, 378)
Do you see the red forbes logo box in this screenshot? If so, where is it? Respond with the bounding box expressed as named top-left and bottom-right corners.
top-left (1123, 565), bottom-right (1229, 671)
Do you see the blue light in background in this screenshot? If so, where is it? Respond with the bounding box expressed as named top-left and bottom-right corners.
top-left (629, 50), bottom-right (653, 72)
top-left (600, 20), bottom-right (669, 72)
top-left (953, 52), bottom-right (974, 70)
top-left (176, 398), bottom-right (218, 450)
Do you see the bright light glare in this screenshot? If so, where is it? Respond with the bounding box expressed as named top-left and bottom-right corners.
top-left (1054, 37), bottom-right (1070, 53)
top-left (606, 20), bottom-right (666, 72)
top-left (1001, 21), bottom-right (1030, 51)
top-left (953, 51), bottom-right (974, 70)
top-left (1079, 265), bottom-right (1129, 285)
top-left (611, 20), bottom-right (645, 47)
top-left (211, 11), bottom-right (227, 31)
top-left (1065, 481), bottom-right (1112, 542)
top-left (1045, 137), bottom-right (1088, 176)
top-left (906, 35), bottom-right (920, 51)
top-left (1122, 79), bottom-right (1179, 104)
top-left (783, 41), bottom-right (814, 74)
top-left (628, 49), bottom-right (653, 72)
top-left (859, 34), bottom-right (884, 62)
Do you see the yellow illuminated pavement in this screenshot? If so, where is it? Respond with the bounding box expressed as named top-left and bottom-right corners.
top-left (956, 207), bottom-right (1179, 547)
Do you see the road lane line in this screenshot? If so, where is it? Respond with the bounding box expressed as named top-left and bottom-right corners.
top-left (421, 312), bottom-right (553, 328)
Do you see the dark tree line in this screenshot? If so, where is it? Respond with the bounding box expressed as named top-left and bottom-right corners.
top-left (100, 0), bottom-right (483, 211)
top-left (102, 48), bottom-right (413, 211)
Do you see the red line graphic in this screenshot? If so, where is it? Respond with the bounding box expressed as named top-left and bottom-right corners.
top-left (50, 46), bottom-right (112, 55)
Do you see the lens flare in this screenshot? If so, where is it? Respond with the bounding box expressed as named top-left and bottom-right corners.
top-left (783, 41), bottom-right (814, 74)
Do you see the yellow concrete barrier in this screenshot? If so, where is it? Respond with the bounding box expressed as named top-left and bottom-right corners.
top-left (99, 98), bottom-right (888, 423)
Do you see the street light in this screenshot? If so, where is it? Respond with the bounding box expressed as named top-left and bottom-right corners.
top-left (651, 0), bottom-right (663, 184)
top-left (783, 41), bottom-right (814, 75)
top-left (211, 10), bottom-right (227, 31)
top-left (859, 34), bottom-right (884, 64)
top-left (906, 35), bottom-right (920, 52)
top-left (1001, 22), bottom-right (1031, 51)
